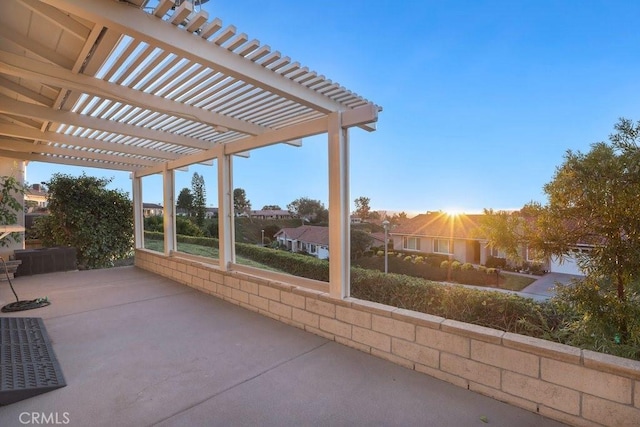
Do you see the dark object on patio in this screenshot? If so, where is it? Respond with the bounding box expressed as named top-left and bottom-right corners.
top-left (14, 247), bottom-right (77, 276)
top-left (0, 317), bottom-right (66, 406)
top-left (1, 257), bottom-right (51, 313)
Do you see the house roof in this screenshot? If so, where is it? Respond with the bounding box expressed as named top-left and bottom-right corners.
top-left (0, 0), bottom-right (380, 173)
top-left (143, 202), bottom-right (163, 209)
top-left (275, 225), bottom-right (329, 246)
top-left (390, 212), bottom-right (484, 240)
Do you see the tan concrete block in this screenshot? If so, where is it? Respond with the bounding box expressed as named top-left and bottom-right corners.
top-left (280, 291), bottom-right (305, 309)
top-left (319, 317), bottom-right (351, 338)
top-left (177, 262), bottom-right (187, 273)
top-left (279, 317), bottom-right (304, 330)
top-left (192, 275), bottom-right (204, 289)
top-left (541, 358), bottom-right (632, 404)
top-left (372, 315), bottom-right (415, 341)
top-left (209, 271), bottom-right (224, 285)
top-left (538, 405), bottom-right (600, 427)
top-left (415, 363), bottom-right (469, 389)
top-left (391, 338), bottom-right (439, 369)
top-left (230, 288), bottom-right (249, 304)
top-left (269, 280), bottom-right (296, 293)
top-left (347, 298), bottom-right (393, 317)
top-left (258, 285), bottom-right (280, 301)
top-left (202, 279), bottom-right (216, 293)
top-left (196, 268), bottom-right (209, 281)
top-left (306, 298), bottom-right (335, 318)
top-left (472, 341), bottom-right (539, 378)
top-left (305, 325), bottom-right (335, 341)
top-left (502, 371), bottom-right (580, 415)
top-left (469, 382), bottom-right (538, 413)
top-left (224, 276), bottom-right (241, 289)
top-left (582, 394), bottom-right (640, 427)
top-left (416, 326), bottom-right (469, 357)
top-left (318, 292), bottom-right (351, 308)
top-left (371, 348), bottom-right (414, 369)
top-left (636, 381), bottom-right (640, 408)
top-left (391, 308), bottom-right (445, 329)
top-left (441, 319), bottom-right (504, 344)
top-left (258, 309), bottom-right (279, 321)
top-left (335, 336), bottom-right (371, 354)
top-left (336, 306), bottom-right (371, 328)
top-left (441, 353), bottom-right (501, 389)
top-left (502, 332), bottom-right (581, 364)
top-left (352, 326), bottom-right (391, 352)
top-left (582, 350), bottom-right (640, 381)
top-left (292, 308), bottom-right (319, 328)
top-left (268, 300), bottom-right (292, 319)
top-left (218, 284), bottom-right (233, 298)
top-left (239, 280), bottom-right (258, 295)
top-left (248, 294), bottom-right (269, 311)
top-left (292, 287), bottom-right (324, 298)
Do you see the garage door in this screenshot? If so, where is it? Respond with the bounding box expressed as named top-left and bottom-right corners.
top-left (549, 254), bottom-right (584, 276)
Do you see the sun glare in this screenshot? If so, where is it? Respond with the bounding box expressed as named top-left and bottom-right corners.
top-left (444, 209), bottom-right (463, 217)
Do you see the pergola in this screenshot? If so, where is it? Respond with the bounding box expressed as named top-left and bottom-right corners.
top-left (0, 0), bottom-right (380, 298)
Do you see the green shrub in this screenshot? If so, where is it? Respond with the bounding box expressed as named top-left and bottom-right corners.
top-left (486, 268), bottom-right (496, 275)
top-left (451, 260), bottom-right (461, 270)
top-left (461, 262), bottom-right (475, 271)
top-left (414, 256), bottom-right (424, 264)
top-left (440, 260), bottom-right (449, 269)
top-left (486, 256), bottom-right (507, 269)
top-left (404, 255), bottom-right (413, 262)
top-left (376, 250), bottom-right (384, 257)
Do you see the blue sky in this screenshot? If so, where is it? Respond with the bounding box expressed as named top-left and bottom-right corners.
top-left (26, 1), bottom-right (640, 215)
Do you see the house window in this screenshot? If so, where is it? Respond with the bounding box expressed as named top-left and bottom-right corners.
top-left (434, 239), bottom-right (452, 254)
top-left (402, 237), bottom-right (420, 251)
top-left (309, 244), bottom-right (316, 253)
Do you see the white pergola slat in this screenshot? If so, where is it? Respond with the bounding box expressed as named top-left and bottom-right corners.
top-left (0, 0), bottom-right (380, 298)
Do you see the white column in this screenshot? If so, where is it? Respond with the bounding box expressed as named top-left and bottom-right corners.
top-left (163, 168), bottom-right (176, 255)
top-left (328, 112), bottom-right (350, 299)
top-left (132, 175), bottom-right (144, 249)
top-left (217, 155), bottom-right (235, 270)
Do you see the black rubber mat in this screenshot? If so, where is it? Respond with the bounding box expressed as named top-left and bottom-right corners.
top-left (0, 317), bottom-right (66, 405)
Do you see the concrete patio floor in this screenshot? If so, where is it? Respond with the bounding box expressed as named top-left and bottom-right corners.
top-left (0, 266), bottom-right (566, 427)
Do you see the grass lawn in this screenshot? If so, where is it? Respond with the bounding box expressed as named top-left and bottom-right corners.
top-left (144, 239), bottom-right (284, 272)
top-left (499, 272), bottom-right (536, 291)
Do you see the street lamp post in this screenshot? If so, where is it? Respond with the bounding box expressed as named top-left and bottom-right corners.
top-left (261, 229), bottom-right (265, 247)
top-left (382, 220), bottom-right (390, 274)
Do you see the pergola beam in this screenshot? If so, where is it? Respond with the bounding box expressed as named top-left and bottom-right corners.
top-left (0, 123), bottom-right (182, 160)
top-left (0, 148), bottom-right (136, 171)
top-left (0, 97), bottom-right (213, 151)
top-left (42, 0), bottom-right (349, 114)
top-left (0, 52), bottom-right (268, 136)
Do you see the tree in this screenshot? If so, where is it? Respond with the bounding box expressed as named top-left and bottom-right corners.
top-left (0, 173), bottom-right (26, 247)
top-left (481, 118), bottom-right (640, 351)
top-left (262, 205), bottom-right (281, 210)
top-left (233, 188), bottom-right (251, 215)
top-left (34, 174), bottom-right (133, 269)
top-left (177, 188), bottom-right (194, 216)
top-left (287, 197), bottom-right (328, 224)
top-left (191, 173), bottom-right (206, 227)
top-left (536, 119), bottom-right (640, 346)
top-left (351, 229), bottom-right (373, 259)
top-left (354, 196), bottom-right (371, 221)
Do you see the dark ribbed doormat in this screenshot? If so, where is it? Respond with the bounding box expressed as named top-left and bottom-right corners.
top-left (0, 317), bottom-right (66, 405)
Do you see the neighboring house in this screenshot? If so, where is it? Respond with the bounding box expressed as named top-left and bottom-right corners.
top-left (350, 215), bottom-right (363, 224)
top-left (390, 212), bottom-right (487, 265)
top-left (390, 211), bottom-right (587, 275)
top-left (250, 209), bottom-right (292, 220)
top-left (275, 225), bottom-right (330, 259)
top-left (143, 203), bottom-right (163, 217)
top-left (205, 207), bottom-right (218, 218)
top-left (24, 183), bottom-right (47, 212)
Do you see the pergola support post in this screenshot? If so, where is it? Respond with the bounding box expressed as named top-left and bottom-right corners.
top-left (163, 167), bottom-right (176, 255)
top-left (218, 154), bottom-right (235, 270)
top-left (132, 175), bottom-right (144, 249)
top-left (328, 112), bottom-right (350, 299)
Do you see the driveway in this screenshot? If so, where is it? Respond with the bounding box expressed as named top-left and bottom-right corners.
top-left (520, 272), bottom-right (582, 299)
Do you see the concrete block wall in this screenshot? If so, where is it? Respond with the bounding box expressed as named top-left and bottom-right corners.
top-left (135, 249), bottom-right (640, 427)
